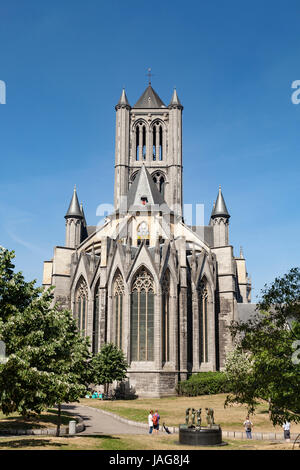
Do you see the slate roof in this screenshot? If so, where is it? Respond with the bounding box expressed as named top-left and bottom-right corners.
top-left (65, 186), bottom-right (83, 218)
top-left (116, 88), bottom-right (130, 107)
top-left (211, 186), bottom-right (230, 218)
top-left (169, 88), bottom-right (182, 107)
top-left (236, 303), bottom-right (258, 322)
top-left (133, 85), bottom-right (166, 109)
top-left (127, 165), bottom-right (166, 209)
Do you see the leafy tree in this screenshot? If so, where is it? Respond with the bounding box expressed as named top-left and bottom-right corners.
top-left (225, 268), bottom-right (300, 426)
top-left (0, 248), bottom-right (91, 436)
top-left (89, 343), bottom-right (128, 395)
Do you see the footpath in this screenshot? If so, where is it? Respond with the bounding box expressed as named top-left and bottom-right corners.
top-left (0, 403), bottom-right (298, 443)
top-left (64, 403), bottom-right (298, 442)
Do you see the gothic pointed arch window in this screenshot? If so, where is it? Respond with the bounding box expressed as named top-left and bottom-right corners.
top-left (135, 121), bottom-right (146, 161)
top-left (113, 271), bottom-right (124, 349)
top-left (162, 270), bottom-right (170, 363)
top-left (131, 267), bottom-right (154, 362)
top-left (75, 277), bottom-right (88, 336)
top-left (198, 279), bottom-right (208, 363)
top-left (93, 278), bottom-right (100, 354)
top-left (152, 121), bottom-right (163, 161)
top-left (152, 171), bottom-right (165, 197)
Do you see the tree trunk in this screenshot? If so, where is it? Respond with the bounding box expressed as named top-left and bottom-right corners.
top-left (56, 403), bottom-right (61, 437)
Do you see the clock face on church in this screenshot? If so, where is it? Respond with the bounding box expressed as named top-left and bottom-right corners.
top-left (137, 221), bottom-right (149, 238)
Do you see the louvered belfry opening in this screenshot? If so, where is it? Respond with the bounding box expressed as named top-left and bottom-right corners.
top-left (135, 121), bottom-right (146, 161)
top-left (152, 121), bottom-right (163, 161)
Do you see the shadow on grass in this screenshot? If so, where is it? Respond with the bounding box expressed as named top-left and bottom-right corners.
top-left (0, 434), bottom-right (121, 450)
top-left (0, 439), bottom-right (64, 449)
top-left (79, 434), bottom-right (121, 440)
top-left (0, 408), bottom-right (77, 431)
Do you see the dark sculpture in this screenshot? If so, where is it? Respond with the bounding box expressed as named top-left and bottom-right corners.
top-left (196, 408), bottom-right (202, 427)
top-left (191, 408), bottom-right (196, 426)
top-left (205, 407), bottom-right (215, 427)
top-left (179, 406), bottom-right (223, 446)
top-left (185, 408), bottom-right (190, 425)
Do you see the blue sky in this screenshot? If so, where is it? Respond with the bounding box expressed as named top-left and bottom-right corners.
top-left (0, 0), bottom-right (300, 301)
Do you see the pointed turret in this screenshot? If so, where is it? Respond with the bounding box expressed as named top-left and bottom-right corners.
top-left (211, 186), bottom-right (230, 219)
top-left (114, 88), bottom-right (131, 208)
top-left (115, 88), bottom-right (130, 109)
top-left (169, 88), bottom-right (183, 109)
top-left (211, 186), bottom-right (230, 247)
top-left (65, 186), bottom-right (85, 248)
top-left (65, 186), bottom-right (83, 219)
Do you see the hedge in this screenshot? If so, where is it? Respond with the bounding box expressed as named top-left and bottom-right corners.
top-left (176, 372), bottom-right (232, 396)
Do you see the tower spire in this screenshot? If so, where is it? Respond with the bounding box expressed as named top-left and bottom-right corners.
top-left (116, 88), bottom-right (130, 109)
top-left (211, 186), bottom-right (230, 219)
top-left (169, 87), bottom-right (182, 108)
top-left (65, 185), bottom-right (83, 219)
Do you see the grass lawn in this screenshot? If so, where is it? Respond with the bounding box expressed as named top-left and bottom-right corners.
top-left (0, 408), bottom-right (75, 430)
top-left (0, 433), bottom-right (298, 451)
top-left (79, 394), bottom-right (300, 435)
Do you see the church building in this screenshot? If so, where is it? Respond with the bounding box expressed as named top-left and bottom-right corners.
top-left (42, 82), bottom-right (252, 397)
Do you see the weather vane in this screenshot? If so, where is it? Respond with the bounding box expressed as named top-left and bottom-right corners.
top-left (146, 68), bottom-right (154, 85)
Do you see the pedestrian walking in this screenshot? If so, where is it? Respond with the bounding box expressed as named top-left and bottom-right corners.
top-left (148, 410), bottom-right (154, 434)
top-left (283, 421), bottom-right (291, 441)
top-left (243, 416), bottom-right (253, 439)
top-left (153, 409), bottom-right (160, 434)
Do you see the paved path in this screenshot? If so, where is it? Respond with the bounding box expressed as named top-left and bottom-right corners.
top-left (62, 403), bottom-right (147, 436)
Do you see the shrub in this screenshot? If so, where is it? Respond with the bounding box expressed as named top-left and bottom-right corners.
top-left (176, 372), bottom-right (232, 396)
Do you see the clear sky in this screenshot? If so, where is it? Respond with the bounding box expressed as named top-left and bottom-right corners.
top-left (0, 0), bottom-right (300, 301)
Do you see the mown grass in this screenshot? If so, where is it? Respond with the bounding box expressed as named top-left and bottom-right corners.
top-left (0, 408), bottom-right (74, 430)
top-left (0, 434), bottom-right (297, 451)
top-left (79, 394), bottom-right (300, 434)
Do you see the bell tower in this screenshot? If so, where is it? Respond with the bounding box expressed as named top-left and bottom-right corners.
top-left (114, 79), bottom-right (183, 216)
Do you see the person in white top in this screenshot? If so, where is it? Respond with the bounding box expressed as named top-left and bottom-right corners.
top-left (148, 410), bottom-right (153, 434)
top-left (243, 416), bottom-right (253, 439)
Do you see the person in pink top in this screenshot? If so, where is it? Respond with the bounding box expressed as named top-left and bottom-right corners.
top-left (152, 409), bottom-right (160, 433)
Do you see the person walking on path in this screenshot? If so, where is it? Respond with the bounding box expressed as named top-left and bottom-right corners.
top-left (153, 410), bottom-right (160, 434)
top-left (148, 410), bottom-right (154, 435)
top-left (243, 416), bottom-right (253, 439)
top-left (283, 421), bottom-right (291, 441)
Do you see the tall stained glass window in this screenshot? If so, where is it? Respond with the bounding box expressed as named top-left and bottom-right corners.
top-left (131, 268), bottom-right (154, 361)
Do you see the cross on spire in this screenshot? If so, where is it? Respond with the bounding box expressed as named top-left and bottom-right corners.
top-left (146, 67), bottom-right (154, 85)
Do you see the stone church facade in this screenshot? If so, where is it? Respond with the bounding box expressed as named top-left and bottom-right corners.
top-left (43, 82), bottom-right (252, 397)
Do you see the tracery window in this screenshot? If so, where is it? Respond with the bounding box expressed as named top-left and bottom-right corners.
top-left (93, 279), bottom-right (100, 354)
top-left (135, 121), bottom-right (146, 161)
top-left (152, 121), bottom-right (163, 161)
top-left (113, 272), bottom-right (124, 349)
top-left (162, 270), bottom-right (170, 363)
top-left (198, 280), bottom-right (208, 363)
top-left (152, 171), bottom-right (165, 197)
top-left (130, 268), bottom-right (154, 361)
top-left (75, 277), bottom-right (88, 335)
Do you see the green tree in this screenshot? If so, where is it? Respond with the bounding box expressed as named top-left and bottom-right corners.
top-left (225, 268), bottom-right (300, 426)
top-left (89, 343), bottom-right (128, 395)
top-left (0, 248), bottom-right (91, 436)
